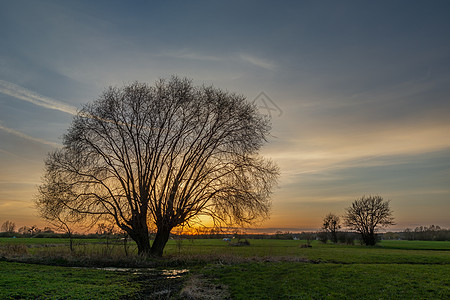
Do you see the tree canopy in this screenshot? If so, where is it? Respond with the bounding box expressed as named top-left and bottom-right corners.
top-left (344, 195), bottom-right (395, 246)
top-left (322, 213), bottom-right (341, 243)
top-left (36, 77), bottom-right (278, 256)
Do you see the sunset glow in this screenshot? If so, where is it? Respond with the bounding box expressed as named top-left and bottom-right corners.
top-left (1, 1), bottom-right (449, 232)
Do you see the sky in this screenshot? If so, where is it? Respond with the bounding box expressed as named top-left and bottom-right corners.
top-left (1, 0), bottom-right (449, 232)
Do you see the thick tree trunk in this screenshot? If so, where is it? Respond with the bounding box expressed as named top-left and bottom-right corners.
top-left (362, 233), bottom-right (377, 246)
top-left (126, 216), bottom-right (151, 255)
top-left (331, 231), bottom-right (338, 244)
top-left (150, 226), bottom-right (172, 257)
top-left (130, 229), bottom-right (151, 255)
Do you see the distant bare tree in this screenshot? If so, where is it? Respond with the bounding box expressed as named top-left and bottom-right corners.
top-left (18, 226), bottom-right (29, 235)
top-left (28, 225), bottom-right (40, 235)
top-left (43, 226), bottom-right (54, 233)
top-left (344, 195), bottom-right (395, 246)
top-left (1, 220), bottom-right (16, 232)
top-left (96, 222), bottom-right (116, 235)
top-left (36, 77), bottom-right (278, 256)
top-left (322, 213), bottom-right (341, 243)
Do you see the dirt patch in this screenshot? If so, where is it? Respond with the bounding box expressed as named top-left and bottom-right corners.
top-left (125, 271), bottom-right (187, 300)
top-left (179, 274), bottom-right (230, 300)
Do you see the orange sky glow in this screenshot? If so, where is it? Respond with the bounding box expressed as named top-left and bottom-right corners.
top-left (1, 1), bottom-right (449, 233)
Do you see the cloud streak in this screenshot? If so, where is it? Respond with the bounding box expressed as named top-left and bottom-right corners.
top-left (263, 118), bottom-right (450, 181)
top-left (0, 80), bottom-right (77, 115)
top-left (158, 49), bottom-right (224, 62)
top-left (156, 50), bottom-right (278, 71)
top-left (239, 53), bottom-right (277, 71)
top-left (0, 124), bottom-right (61, 148)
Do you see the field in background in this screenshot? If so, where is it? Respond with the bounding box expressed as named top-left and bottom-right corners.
top-left (0, 238), bottom-right (449, 299)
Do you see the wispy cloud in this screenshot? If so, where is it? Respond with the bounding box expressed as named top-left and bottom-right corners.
top-left (264, 120), bottom-right (450, 180)
top-left (159, 49), bottom-right (224, 62)
top-left (0, 80), bottom-right (77, 115)
top-left (0, 124), bottom-right (61, 148)
top-left (157, 50), bottom-right (277, 71)
top-left (239, 53), bottom-right (277, 71)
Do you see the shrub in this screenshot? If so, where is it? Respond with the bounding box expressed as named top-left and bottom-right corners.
top-left (230, 239), bottom-right (251, 246)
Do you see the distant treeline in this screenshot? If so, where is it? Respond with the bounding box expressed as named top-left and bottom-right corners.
top-left (0, 230), bottom-right (114, 239)
top-left (383, 225), bottom-right (450, 241)
top-left (184, 228), bottom-right (450, 242)
top-left (1, 222), bottom-right (449, 241)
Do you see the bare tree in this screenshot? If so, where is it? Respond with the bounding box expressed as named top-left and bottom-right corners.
top-left (344, 195), bottom-right (395, 246)
top-left (43, 227), bottom-right (54, 233)
top-left (18, 226), bottom-right (29, 235)
top-left (36, 77), bottom-right (278, 256)
top-left (322, 213), bottom-right (341, 243)
top-left (96, 222), bottom-right (116, 236)
top-left (35, 186), bottom-right (83, 252)
top-left (1, 220), bottom-right (16, 233)
top-left (28, 225), bottom-right (40, 235)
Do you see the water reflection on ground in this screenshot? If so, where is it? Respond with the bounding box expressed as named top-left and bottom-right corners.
top-left (88, 267), bottom-right (189, 278)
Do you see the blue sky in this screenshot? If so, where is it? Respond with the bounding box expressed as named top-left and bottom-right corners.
top-left (1, 0), bottom-right (449, 231)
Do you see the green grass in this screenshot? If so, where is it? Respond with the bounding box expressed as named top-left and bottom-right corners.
top-left (164, 238), bottom-right (306, 257)
top-left (203, 262), bottom-right (449, 299)
top-left (3, 237), bottom-right (448, 265)
top-left (183, 239), bottom-right (450, 299)
top-left (379, 239), bottom-right (450, 250)
top-left (162, 239), bottom-right (450, 264)
top-left (295, 242), bottom-right (450, 264)
top-left (0, 238), bottom-right (449, 299)
top-left (173, 239), bottom-right (450, 299)
top-left (0, 261), bottom-right (141, 299)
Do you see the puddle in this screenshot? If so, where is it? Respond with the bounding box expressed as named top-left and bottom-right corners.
top-left (76, 267), bottom-right (189, 277)
top-left (161, 269), bottom-right (189, 279)
top-left (95, 267), bottom-right (154, 275)
top-left (70, 266), bottom-right (188, 298)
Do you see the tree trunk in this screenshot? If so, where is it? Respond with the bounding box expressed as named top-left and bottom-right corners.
top-left (331, 231), bottom-right (338, 244)
top-left (362, 233), bottom-right (377, 246)
top-left (68, 231), bottom-right (73, 252)
top-left (130, 229), bottom-right (151, 255)
top-left (125, 212), bottom-right (152, 255)
top-left (150, 225), bottom-right (172, 257)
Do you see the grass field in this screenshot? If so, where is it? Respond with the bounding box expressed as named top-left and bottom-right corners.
top-left (203, 262), bottom-right (449, 299)
top-left (0, 261), bottom-right (141, 299)
top-left (0, 238), bottom-right (449, 299)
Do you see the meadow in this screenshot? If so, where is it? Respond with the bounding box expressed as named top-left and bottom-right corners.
top-left (0, 237), bottom-right (449, 299)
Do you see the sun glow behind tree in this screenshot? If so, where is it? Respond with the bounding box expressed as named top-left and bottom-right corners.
top-left (36, 77), bottom-right (278, 256)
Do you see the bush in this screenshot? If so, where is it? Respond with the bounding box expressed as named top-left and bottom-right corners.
top-left (230, 239), bottom-right (251, 246)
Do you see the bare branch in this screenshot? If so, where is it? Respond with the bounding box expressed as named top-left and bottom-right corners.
top-left (36, 77), bottom-right (278, 256)
top-left (344, 195), bottom-right (395, 245)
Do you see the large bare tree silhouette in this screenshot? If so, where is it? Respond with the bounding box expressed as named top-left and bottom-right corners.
top-left (37, 77), bottom-right (278, 256)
